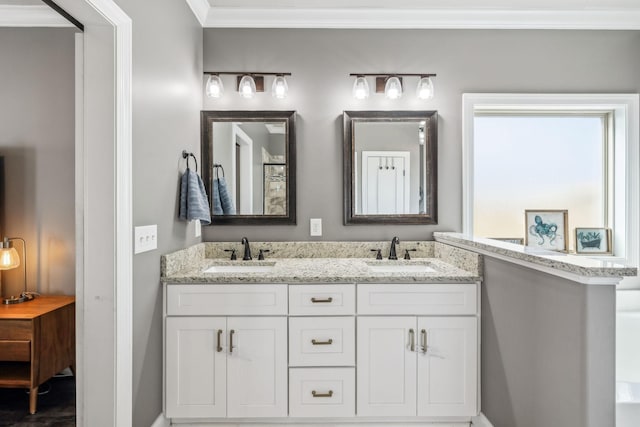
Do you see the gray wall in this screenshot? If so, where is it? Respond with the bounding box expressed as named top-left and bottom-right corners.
top-left (203, 29), bottom-right (640, 242)
top-left (482, 257), bottom-right (615, 427)
top-left (0, 28), bottom-right (76, 297)
top-left (111, 1), bottom-right (203, 426)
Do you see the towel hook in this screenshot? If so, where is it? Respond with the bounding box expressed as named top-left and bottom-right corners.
top-left (213, 163), bottom-right (225, 178)
top-left (181, 150), bottom-right (198, 172)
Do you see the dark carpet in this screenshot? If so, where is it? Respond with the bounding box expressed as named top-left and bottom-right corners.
top-left (0, 376), bottom-right (75, 426)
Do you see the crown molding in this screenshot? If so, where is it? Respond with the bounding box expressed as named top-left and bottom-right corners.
top-left (202, 7), bottom-right (640, 30)
top-left (0, 5), bottom-right (72, 27)
top-left (186, 0), bottom-right (210, 26)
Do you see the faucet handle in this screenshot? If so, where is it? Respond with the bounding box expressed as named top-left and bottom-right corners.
top-left (370, 249), bottom-right (383, 260)
top-left (258, 249), bottom-right (270, 260)
top-left (404, 249), bottom-right (417, 260)
top-left (224, 249), bottom-right (237, 260)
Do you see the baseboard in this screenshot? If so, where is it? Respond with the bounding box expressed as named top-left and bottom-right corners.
top-left (151, 413), bottom-right (170, 427)
top-left (471, 413), bottom-right (494, 427)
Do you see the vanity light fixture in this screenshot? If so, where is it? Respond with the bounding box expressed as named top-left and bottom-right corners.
top-left (349, 73), bottom-right (436, 101)
top-left (204, 71), bottom-right (292, 100)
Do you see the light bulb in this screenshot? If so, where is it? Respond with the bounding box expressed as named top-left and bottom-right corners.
top-left (205, 74), bottom-right (224, 98)
top-left (272, 75), bottom-right (288, 99)
top-left (0, 247), bottom-right (19, 270)
top-left (384, 76), bottom-right (402, 100)
top-left (352, 76), bottom-right (370, 100)
top-left (238, 75), bottom-right (256, 99)
top-left (416, 76), bottom-right (434, 100)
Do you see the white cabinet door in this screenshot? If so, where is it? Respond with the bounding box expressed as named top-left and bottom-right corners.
top-left (357, 317), bottom-right (417, 417)
top-left (226, 317), bottom-right (287, 418)
top-left (165, 317), bottom-right (227, 418)
top-left (417, 316), bottom-right (478, 417)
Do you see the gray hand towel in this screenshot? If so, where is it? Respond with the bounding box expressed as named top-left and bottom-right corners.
top-left (179, 168), bottom-right (211, 225)
top-left (216, 177), bottom-right (236, 215)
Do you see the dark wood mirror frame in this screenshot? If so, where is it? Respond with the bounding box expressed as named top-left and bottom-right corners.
top-left (201, 110), bottom-right (296, 225)
top-left (343, 110), bottom-right (438, 225)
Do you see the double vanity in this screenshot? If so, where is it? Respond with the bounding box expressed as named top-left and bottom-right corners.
top-left (161, 240), bottom-right (482, 426)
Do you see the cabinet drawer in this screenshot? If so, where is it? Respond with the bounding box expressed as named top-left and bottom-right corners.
top-left (0, 340), bottom-right (31, 362)
top-left (358, 284), bottom-right (478, 315)
top-left (0, 320), bottom-right (31, 340)
top-left (289, 317), bottom-right (355, 367)
top-left (289, 284), bottom-right (355, 315)
top-left (289, 368), bottom-right (355, 418)
top-left (167, 284), bottom-right (287, 315)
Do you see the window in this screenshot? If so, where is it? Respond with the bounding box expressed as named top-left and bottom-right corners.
top-left (462, 94), bottom-right (639, 265)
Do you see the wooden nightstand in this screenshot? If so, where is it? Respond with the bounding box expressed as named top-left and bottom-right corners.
top-left (0, 295), bottom-right (75, 414)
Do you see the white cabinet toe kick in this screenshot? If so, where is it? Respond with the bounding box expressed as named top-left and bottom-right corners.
top-left (164, 282), bottom-right (480, 425)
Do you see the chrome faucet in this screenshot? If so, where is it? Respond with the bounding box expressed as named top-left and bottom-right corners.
top-left (241, 237), bottom-right (252, 260)
top-left (389, 236), bottom-right (400, 260)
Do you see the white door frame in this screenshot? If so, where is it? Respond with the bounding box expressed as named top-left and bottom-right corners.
top-left (231, 124), bottom-right (253, 214)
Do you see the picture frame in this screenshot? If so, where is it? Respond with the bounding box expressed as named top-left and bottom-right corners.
top-left (525, 209), bottom-right (569, 252)
top-left (575, 227), bottom-right (612, 255)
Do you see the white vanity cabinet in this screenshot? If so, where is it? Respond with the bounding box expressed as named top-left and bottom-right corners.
top-left (357, 284), bottom-right (479, 418)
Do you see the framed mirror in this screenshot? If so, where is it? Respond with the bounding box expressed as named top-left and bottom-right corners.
top-left (201, 111), bottom-right (296, 224)
top-left (343, 110), bottom-right (437, 225)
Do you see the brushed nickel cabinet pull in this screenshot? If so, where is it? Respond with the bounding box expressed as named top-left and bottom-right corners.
top-left (421, 329), bottom-right (427, 353)
top-left (409, 328), bottom-right (415, 352)
top-left (216, 329), bottom-right (223, 352)
top-left (311, 297), bottom-right (333, 303)
top-left (311, 338), bottom-right (333, 345)
top-left (312, 390), bottom-right (334, 398)
top-left (229, 329), bottom-right (235, 354)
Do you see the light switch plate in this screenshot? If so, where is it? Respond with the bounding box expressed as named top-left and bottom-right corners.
top-left (310, 218), bottom-right (322, 236)
top-left (134, 225), bottom-right (157, 254)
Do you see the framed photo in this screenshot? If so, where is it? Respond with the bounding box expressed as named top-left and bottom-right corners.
top-left (525, 210), bottom-right (568, 252)
top-left (575, 227), bottom-right (612, 255)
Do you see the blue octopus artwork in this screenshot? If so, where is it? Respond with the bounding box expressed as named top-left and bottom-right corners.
top-left (529, 215), bottom-right (558, 245)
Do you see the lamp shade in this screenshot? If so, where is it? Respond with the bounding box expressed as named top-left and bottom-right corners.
top-left (416, 76), bottom-right (434, 100)
top-left (384, 76), bottom-right (403, 100)
top-left (0, 246), bottom-right (20, 270)
top-left (352, 76), bottom-right (370, 100)
top-left (271, 75), bottom-right (288, 99)
top-left (238, 75), bottom-right (257, 99)
top-left (205, 74), bottom-right (224, 98)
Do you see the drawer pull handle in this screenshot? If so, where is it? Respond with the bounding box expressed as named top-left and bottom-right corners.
top-left (311, 338), bottom-right (333, 345)
top-left (216, 329), bottom-right (223, 352)
top-left (311, 297), bottom-right (333, 303)
top-left (229, 329), bottom-right (235, 354)
top-left (421, 329), bottom-right (427, 353)
top-left (409, 328), bottom-right (415, 352)
top-left (312, 390), bottom-right (334, 398)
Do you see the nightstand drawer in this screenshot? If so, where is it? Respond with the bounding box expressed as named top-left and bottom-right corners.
top-left (289, 317), bottom-right (355, 366)
top-left (289, 284), bottom-right (355, 315)
top-left (0, 340), bottom-right (30, 362)
top-left (289, 368), bottom-right (355, 417)
top-left (0, 320), bottom-right (31, 340)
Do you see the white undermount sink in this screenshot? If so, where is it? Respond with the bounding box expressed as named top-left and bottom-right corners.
top-left (367, 264), bottom-right (436, 273)
top-left (203, 264), bottom-right (276, 274)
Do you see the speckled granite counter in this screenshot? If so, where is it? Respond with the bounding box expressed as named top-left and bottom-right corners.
top-left (161, 241), bottom-right (482, 284)
top-left (434, 232), bottom-right (637, 284)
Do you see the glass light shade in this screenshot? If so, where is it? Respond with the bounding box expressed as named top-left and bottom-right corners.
top-left (416, 76), bottom-right (434, 100)
top-left (352, 76), bottom-right (370, 100)
top-left (0, 247), bottom-right (20, 270)
top-left (238, 75), bottom-right (256, 99)
top-left (271, 75), bottom-right (288, 99)
top-left (205, 74), bottom-right (224, 98)
top-left (384, 76), bottom-right (402, 100)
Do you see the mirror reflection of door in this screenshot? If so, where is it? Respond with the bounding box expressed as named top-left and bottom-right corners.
top-left (361, 151), bottom-right (410, 214)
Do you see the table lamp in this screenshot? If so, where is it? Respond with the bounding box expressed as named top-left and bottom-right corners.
top-left (0, 237), bottom-right (34, 304)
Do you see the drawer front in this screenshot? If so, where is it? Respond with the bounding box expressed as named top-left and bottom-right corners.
top-left (0, 340), bottom-right (31, 362)
top-left (289, 317), bottom-right (355, 367)
top-left (167, 284), bottom-right (287, 315)
top-left (289, 284), bottom-right (355, 315)
top-left (0, 320), bottom-right (31, 340)
top-left (289, 368), bottom-right (355, 418)
top-left (358, 283), bottom-right (478, 315)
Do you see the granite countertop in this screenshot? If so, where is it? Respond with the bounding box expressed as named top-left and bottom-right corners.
top-left (434, 232), bottom-right (637, 280)
top-left (162, 257), bottom-right (480, 284)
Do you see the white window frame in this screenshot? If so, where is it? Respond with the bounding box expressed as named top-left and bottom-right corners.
top-left (462, 93), bottom-right (639, 267)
